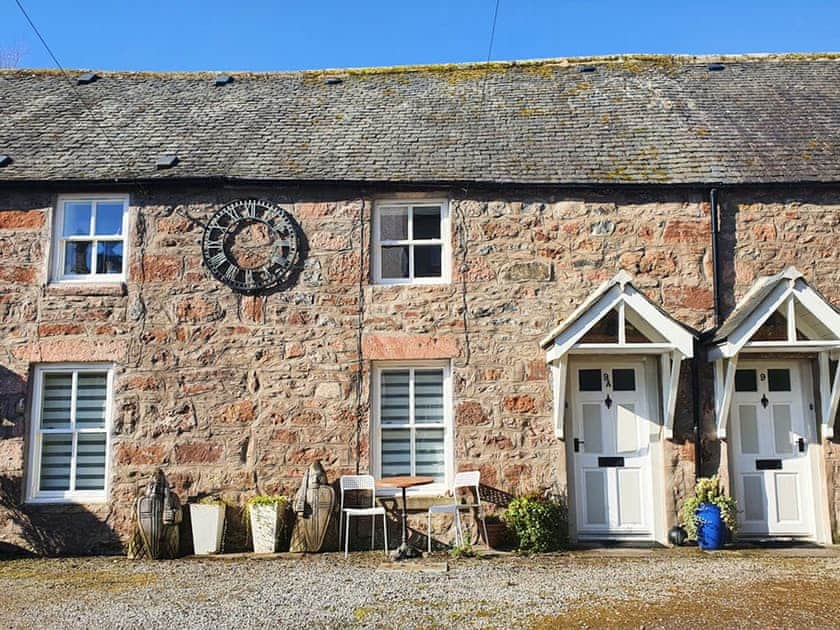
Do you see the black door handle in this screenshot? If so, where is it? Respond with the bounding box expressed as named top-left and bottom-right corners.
top-left (574, 438), bottom-right (583, 452)
top-left (797, 437), bottom-right (805, 453)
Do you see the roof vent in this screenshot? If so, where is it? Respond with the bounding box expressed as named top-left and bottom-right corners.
top-left (215, 75), bottom-right (234, 86)
top-left (156, 154), bottom-right (179, 169)
top-left (0, 155), bottom-right (11, 168)
top-left (77, 72), bottom-right (99, 85)
top-left (707, 63), bottom-right (725, 72)
top-left (579, 65), bottom-right (596, 73)
top-left (324, 77), bottom-right (343, 85)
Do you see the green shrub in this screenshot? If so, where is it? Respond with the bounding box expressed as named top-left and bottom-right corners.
top-left (503, 495), bottom-right (568, 553)
top-left (449, 542), bottom-right (476, 558)
top-left (679, 476), bottom-right (738, 540)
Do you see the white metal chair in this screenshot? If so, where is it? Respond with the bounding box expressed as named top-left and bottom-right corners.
top-left (427, 470), bottom-right (489, 552)
top-left (339, 475), bottom-right (389, 558)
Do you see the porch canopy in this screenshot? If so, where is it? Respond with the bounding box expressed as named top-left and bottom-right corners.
top-left (709, 267), bottom-right (840, 439)
top-left (540, 271), bottom-right (696, 440)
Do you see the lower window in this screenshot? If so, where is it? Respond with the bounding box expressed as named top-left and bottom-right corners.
top-left (373, 363), bottom-right (452, 491)
top-left (27, 365), bottom-right (112, 503)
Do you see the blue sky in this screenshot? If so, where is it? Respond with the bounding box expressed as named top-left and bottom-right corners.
top-left (2, 1), bottom-right (839, 72)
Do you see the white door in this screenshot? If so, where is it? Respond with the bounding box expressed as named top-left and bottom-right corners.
top-left (730, 362), bottom-right (814, 537)
top-left (572, 363), bottom-right (653, 538)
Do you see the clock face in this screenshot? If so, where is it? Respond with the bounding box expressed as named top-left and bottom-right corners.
top-left (201, 199), bottom-right (299, 293)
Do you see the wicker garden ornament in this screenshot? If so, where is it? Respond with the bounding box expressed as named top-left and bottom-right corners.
top-left (133, 469), bottom-right (182, 559)
top-left (290, 461), bottom-right (335, 552)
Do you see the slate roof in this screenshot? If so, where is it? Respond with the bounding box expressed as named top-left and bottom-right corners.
top-left (1, 54), bottom-right (839, 185)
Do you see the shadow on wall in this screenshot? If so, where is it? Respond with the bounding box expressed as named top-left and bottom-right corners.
top-left (0, 475), bottom-right (122, 557)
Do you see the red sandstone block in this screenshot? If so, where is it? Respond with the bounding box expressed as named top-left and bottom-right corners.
top-left (664, 284), bottom-right (714, 310)
top-left (37, 323), bottom-right (84, 336)
top-left (142, 255), bottom-right (182, 282)
top-left (0, 210), bottom-right (45, 230)
top-left (218, 400), bottom-right (256, 424)
top-left (116, 443), bottom-right (168, 466)
top-left (662, 219), bottom-right (710, 244)
top-left (0, 266), bottom-right (36, 283)
top-left (503, 394), bottom-right (537, 414)
top-left (174, 441), bottom-right (223, 464)
top-left (362, 333), bottom-right (458, 360)
top-left (456, 401), bottom-right (491, 426)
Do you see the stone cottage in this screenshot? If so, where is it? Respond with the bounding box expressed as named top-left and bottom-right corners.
top-left (0, 54), bottom-right (838, 554)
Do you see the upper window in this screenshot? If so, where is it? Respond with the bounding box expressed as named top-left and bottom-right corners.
top-left (52, 196), bottom-right (129, 282)
top-left (27, 365), bottom-right (112, 503)
top-left (373, 201), bottom-right (449, 284)
top-left (372, 363), bottom-right (452, 493)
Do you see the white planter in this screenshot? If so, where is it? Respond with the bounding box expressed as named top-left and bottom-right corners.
top-left (190, 504), bottom-right (225, 555)
top-left (249, 503), bottom-right (285, 553)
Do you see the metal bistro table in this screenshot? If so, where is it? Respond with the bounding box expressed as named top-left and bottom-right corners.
top-left (376, 475), bottom-right (434, 560)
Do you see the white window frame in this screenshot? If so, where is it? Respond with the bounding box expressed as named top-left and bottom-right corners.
top-left (372, 199), bottom-right (450, 285)
top-left (51, 194), bottom-right (130, 283)
top-left (26, 364), bottom-right (114, 504)
top-left (371, 361), bottom-right (454, 496)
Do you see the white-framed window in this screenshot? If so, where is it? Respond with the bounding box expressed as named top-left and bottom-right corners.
top-left (26, 364), bottom-right (113, 504)
top-left (372, 200), bottom-right (450, 285)
top-left (51, 195), bottom-right (130, 282)
top-left (371, 362), bottom-right (453, 495)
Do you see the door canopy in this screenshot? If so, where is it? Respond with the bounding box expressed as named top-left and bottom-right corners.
top-left (709, 267), bottom-right (840, 439)
top-left (540, 271), bottom-right (696, 440)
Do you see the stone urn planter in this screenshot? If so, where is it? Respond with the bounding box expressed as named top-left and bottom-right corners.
top-left (190, 502), bottom-right (226, 555)
top-left (246, 496), bottom-right (290, 554)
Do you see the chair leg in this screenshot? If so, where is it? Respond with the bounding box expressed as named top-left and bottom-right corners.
top-left (371, 515), bottom-right (375, 550)
top-left (427, 511), bottom-right (432, 553)
top-left (455, 511), bottom-right (464, 547)
top-left (382, 512), bottom-right (389, 554)
top-left (345, 514), bottom-right (350, 558)
top-left (481, 513), bottom-right (489, 548)
top-left (339, 511), bottom-right (344, 551)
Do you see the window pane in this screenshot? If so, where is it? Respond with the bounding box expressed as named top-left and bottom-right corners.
top-left (381, 245), bottom-right (409, 279)
top-left (415, 428), bottom-right (445, 481)
top-left (41, 373), bottom-right (72, 430)
top-left (63, 202), bottom-right (92, 236)
top-left (75, 433), bottom-right (107, 491)
top-left (381, 371), bottom-right (409, 425)
top-left (39, 433), bottom-right (72, 491)
top-left (94, 202), bottom-right (124, 236)
top-left (735, 369), bottom-right (758, 392)
top-left (381, 428), bottom-right (411, 477)
top-left (75, 372), bottom-right (108, 429)
top-left (767, 369), bottom-right (791, 392)
top-left (64, 241), bottom-right (92, 275)
top-left (96, 241), bottom-right (123, 274)
top-left (413, 245), bottom-right (441, 278)
top-left (578, 369), bottom-right (602, 392)
top-left (414, 369), bottom-right (444, 424)
top-left (380, 208), bottom-right (408, 240)
top-left (612, 369), bottom-right (636, 391)
top-left (413, 206), bottom-right (441, 240)
top-left (772, 404), bottom-right (793, 454)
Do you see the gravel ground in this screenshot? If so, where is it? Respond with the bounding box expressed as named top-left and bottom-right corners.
top-left (1, 549), bottom-right (839, 629)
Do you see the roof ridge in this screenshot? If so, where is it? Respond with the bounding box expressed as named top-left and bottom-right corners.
top-left (1, 52), bottom-right (839, 79)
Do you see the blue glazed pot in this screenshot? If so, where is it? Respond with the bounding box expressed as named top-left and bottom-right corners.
top-left (695, 503), bottom-right (726, 550)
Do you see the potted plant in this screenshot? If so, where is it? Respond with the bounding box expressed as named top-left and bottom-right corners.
top-left (189, 496), bottom-right (226, 555)
top-left (483, 514), bottom-right (509, 549)
top-left (245, 495), bottom-right (290, 554)
top-left (679, 476), bottom-right (737, 550)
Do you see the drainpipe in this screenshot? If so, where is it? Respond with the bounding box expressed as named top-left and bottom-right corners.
top-left (691, 338), bottom-right (703, 479)
top-left (710, 188), bottom-right (721, 327)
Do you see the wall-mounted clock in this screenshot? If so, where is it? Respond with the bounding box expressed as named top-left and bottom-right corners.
top-left (201, 199), bottom-right (299, 293)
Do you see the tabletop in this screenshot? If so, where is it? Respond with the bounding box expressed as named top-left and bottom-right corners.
top-left (375, 475), bottom-right (435, 489)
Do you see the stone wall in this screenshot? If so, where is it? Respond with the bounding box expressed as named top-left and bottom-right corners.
top-left (0, 184), bottom-right (837, 554)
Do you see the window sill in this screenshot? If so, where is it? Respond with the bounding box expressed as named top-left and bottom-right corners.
top-left (26, 495), bottom-right (108, 505)
top-left (45, 282), bottom-right (127, 297)
top-left (372, 280), bottom-right (451, 287)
